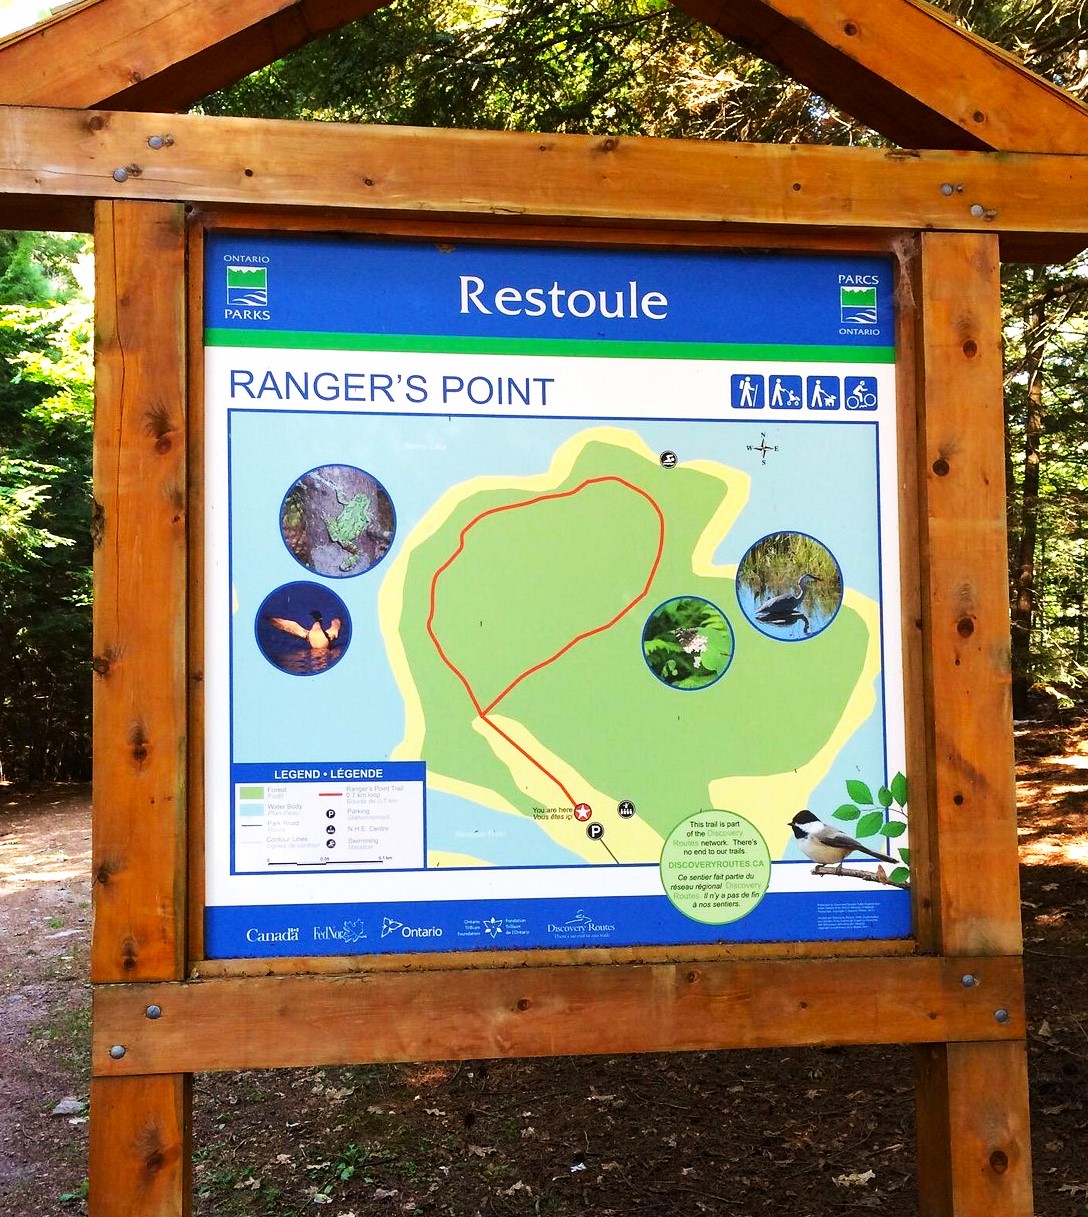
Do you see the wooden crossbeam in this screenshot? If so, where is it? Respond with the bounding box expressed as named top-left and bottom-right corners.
top-left (2, 0), bottom-right (1087, 162)
top-left (1, 106), bottom-right (1086, 260)
top-left (92, 955), bottom-right (1025, 1076)
top-left (676, 0), bottom-right (1088, 153)
top-left (0, 0), bottom-right (384, 112)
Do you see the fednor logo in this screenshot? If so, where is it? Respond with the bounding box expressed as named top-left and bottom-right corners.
top-left (226, 265), bottom-right (269, 307)
top-left (340, 919), bottom-right (367, 944)
top-left (840, 285), bottom-right (877, 325)
top-left (312, 919), bottom-right (366, 944)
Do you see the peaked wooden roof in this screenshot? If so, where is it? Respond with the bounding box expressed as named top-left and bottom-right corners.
top-left (2, 0), bottom-right (1088, 154)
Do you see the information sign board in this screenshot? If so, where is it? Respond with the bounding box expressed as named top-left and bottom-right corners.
top-left (202, 233), bottom-right (909, 957)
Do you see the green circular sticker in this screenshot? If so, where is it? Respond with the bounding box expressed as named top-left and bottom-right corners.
top-left (660, 810), bottom-right (772, 924)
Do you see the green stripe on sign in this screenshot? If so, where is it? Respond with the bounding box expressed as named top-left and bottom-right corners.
top-left (205, 329), bottom-right (895, 364)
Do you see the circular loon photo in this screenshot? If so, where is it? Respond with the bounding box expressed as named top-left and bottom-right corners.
top-left (255, 581), bottom-right (352, 676)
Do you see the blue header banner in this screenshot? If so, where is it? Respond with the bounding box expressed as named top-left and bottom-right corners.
top-left (206, 232), bottom-right (894, 349)
top-left (232, 761), bottom-right (425, 784)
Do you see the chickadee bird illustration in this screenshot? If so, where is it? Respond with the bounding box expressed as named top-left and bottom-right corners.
top-left (788, 809), bottom-right (896, 869)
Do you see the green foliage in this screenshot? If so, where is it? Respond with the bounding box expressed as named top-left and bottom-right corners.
top-left (641, 597), bottom-right (733, 689)
top-left (1002, 257), bottom-right (1088, 699)
top-left (832, 771), bottom-right (909, 885)
top-left (199, 0), bottom-right (866, 143)
top-left (0, 234), bottom-right (93, 782)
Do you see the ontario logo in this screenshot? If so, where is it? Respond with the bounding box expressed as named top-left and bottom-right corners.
top-left (381, 917), bottom-right (444, 940)
top-left (839, 275), bottom-right (879, 325)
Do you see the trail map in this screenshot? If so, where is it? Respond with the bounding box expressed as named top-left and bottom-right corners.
top-left (202, 233), bottom-right (910, 957)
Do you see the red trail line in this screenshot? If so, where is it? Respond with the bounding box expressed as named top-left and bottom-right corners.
top-left (426, 475), bottom-right (666, 809)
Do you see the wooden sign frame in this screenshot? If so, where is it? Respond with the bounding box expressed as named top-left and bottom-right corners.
top-left (89, 188), bottom-right (1028, 1215)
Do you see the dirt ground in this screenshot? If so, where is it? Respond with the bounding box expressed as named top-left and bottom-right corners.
top-left (1, 713), bottom-right (1086, 1217)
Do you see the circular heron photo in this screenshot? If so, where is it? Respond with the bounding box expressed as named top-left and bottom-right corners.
top-left (641, 596), bottom-right (734, 690)
top-left (255, 581), bottom-right (351, 676)
top-left (280, 464), bottom-right (395, 578)
top-left (736, 532), bottom-right (843, 641)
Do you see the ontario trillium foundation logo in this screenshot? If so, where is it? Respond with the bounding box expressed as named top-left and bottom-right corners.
top-left (840, 284), bottom-right (877, 324)
top-left (226, 265), bottom-right (269, 306)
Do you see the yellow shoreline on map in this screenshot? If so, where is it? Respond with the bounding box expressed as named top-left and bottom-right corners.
top-left (429, 850), bottom-right (491, 868)
top-left (707, 587), bottom-right (882, 858)
top-left (472, 713), bottom-right (666, 863)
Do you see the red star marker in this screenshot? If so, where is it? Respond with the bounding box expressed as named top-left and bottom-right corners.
top-left (573, 803), bottom-right (593, 822)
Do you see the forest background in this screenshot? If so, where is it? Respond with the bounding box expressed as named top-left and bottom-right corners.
top-left (1, 0), bottom-right (1086, 782)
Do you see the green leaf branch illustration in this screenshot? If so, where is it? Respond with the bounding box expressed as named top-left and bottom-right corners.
top-left (819, 771), bottom-right (910, 889)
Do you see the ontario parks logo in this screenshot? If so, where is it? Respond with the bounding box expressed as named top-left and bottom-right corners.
top-left (226, 264), bottom-right (269, 307)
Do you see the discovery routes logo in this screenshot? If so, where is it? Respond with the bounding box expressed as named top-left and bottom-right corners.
top-left (546, 909), bottom-right (616, 941)
top-left (224, 258), bottom-right (271, 321)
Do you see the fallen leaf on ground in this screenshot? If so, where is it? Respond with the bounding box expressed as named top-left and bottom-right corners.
top-left (832, 1170), bottom-right (875, 1187)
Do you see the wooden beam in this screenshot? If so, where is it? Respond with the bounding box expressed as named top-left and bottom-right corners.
top-left (92, 956), bottom-right (1025, 1076)
top-left (92, 199), bottom-right (189, 984)
top-left (675, 0), bottom-right (1088, 154)
top-left (1, 107), bottom-right (1085, 260)
top-left (910, 231), bottom-right (1032, 1216)
top-left (91, 199), bottom-right (192, 1217)
top-left (0, 0), bottom-right (382, 113)
top-left (914, 232), bottom-right (1021, 958)
top-left (2, 0), bottom-right (1087, 162)
top-left (88, 1075), bottom-right (191, 1217)
top-left (915, 1042), bottom-right (1033, 1216)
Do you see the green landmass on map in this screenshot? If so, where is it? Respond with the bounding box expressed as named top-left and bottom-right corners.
top-left (394, 432), bottom-right (870, 850)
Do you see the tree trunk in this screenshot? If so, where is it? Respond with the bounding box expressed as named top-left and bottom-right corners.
top-left (1010, 276), bottom-right (1048, 718)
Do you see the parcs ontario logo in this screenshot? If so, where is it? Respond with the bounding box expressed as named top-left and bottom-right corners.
top-left (839, 274), bottom-right (879, 325)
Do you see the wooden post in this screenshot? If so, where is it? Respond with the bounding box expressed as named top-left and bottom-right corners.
top-left (912, 231), bottom-right (1032, 1215)
top-left (90, 199), bottom-right (191, 1217)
